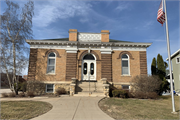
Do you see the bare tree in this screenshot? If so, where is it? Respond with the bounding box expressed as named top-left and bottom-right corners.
top-left (130, 75), bottom-right (162, 94)
top-left (0, 0), bottom-right (34, 95)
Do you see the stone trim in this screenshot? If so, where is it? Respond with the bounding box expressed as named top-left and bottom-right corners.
top-left (27, 48), bottom-right (38, 81)
top-left (66, 53), bottom-right (77, 81)
top-left (78, 50), bottom-right (100, 61)
top-left (117, 51), bottom-right (134, 60)
top-left (43, 81), bottom-right (71, 84)
top-left (44, 49), bottom-right (61, 58)
top-left (101, 54), bottom-right (112, 82)
top-left (139, 51), bottom-right (147, 75)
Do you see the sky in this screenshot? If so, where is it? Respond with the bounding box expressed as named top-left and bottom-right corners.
top-left (1, 0), bottom-right (180, 75)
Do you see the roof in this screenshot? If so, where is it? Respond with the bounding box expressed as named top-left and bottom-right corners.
top-left (166, 49), bottom-right (180, 60)
top-left (40, 38), bottom-right (133, 43)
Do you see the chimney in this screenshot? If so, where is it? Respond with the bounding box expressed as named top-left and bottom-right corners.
top-left (69, 29), bottom-right (77, 41)
top-left (101, 30), bottom-right (110, 42)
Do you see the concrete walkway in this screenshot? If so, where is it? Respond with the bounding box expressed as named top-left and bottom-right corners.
top-left (1, 97), bottom-right (114, 120)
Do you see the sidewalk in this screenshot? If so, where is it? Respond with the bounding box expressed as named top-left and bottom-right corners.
top-left (1, 97), bottom-right (114, 120)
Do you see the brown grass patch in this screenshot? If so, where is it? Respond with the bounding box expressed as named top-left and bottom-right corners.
top-left (99, 96), bottom-right (180, 119)
top-left (1, 101), bottom-right (52, 119)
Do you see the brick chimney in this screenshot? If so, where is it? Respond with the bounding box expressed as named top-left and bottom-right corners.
top-left (101, 30), bottom-right (110, 42)
top-left (69, 29), bottom-right (77, 41)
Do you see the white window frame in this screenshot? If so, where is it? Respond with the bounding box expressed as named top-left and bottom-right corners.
top-left (122, 85), bottom-right (130, 90)
top-left (46, 84), bottom-right (54, 93)
top-left (176, 57), bottom-right (180, 64)
top-left (46, 52), bottom-right (56, 74)
top-left (121, 54), bottom-right (130, 75)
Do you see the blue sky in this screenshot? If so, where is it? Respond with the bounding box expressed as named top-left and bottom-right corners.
top-left (1, 0), bottom-right (180, 75)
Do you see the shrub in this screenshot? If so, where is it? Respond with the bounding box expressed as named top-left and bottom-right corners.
top-left (18, 93), bottom-right (26, 97)
top-left (130, 75), bottom-right (162, 95)
top-left (27, 81), bottom-right (45, 95)
top-left (8, 92), bottom-right (16, 97)
top-left (147, 92), bottom-right (158, 99)
top-left (126, 90), bottom-right (134, 98)
top-left (14, 83), bottom-right (21, 91)
top-left (2, 92), bottom-right (8, 97)
top-left (112, 89), bottom-right (120, 97)
top-left (112, 89), bottom-right (128, 98)
top-left (20, 82), bottom-right (27, 93)
top-left (56, 88), bottom-right (66, 95)
top-left (109, 85), bottom-right (117, 97)
top-left (27, 91), bottom-right (35, 97)
top-left (133, 91), bottom-right (158, 99)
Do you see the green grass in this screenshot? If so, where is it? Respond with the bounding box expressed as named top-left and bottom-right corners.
top-left (99, 96), bottom-right (180, 119)
top-left (1, 101), bottom-right (53, 119)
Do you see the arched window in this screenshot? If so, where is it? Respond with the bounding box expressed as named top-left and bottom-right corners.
top-left (121, 54), bottom-right (129, 75)
top-left (83, 54), bottom-right (95, 60)
top-left (47, 52), bottom-right (56, 73)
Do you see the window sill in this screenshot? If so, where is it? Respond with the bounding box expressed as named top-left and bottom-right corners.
top-left (121, 75), bottom-right (131, 77)
top-left (46, 73), bottom-right (56, 75)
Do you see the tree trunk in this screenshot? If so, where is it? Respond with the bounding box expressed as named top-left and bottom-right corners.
top-left (2, 52), bottom-right (13, 91)
top-left (13, 40), bottom-right (18, 95)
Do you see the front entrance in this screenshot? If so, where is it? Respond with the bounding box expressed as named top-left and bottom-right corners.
top-left (82, 54), bottom-right (96, 81)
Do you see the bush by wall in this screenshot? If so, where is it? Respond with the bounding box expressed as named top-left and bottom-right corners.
top-left (2, 93), bottom-right (8, 97)
top-left (112, 89), bottom-right (129, 98)
top-left (133, 91), bottom-right (158, 99)
top-left (56, 87), bottom-right (66, 95)
top-left (130, 75), bottom-right (161, 99)
top-left (27, 80), bottom-right (45, 95)
top-left (27, 91), bottom-right (35, 97)
top-left (18, 93), bottom-right (26, 97)
top-left (130, 75), bottom-right (162, 94)
top-left (8, 92), bottom-right (16, 97)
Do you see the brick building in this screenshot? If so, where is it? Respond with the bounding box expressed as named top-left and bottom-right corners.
top-left (26, 29), bottom-right (151, 96)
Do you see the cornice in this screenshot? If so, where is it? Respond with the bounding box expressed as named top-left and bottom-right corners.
top-left (26, 40), bottom-right (152, 48)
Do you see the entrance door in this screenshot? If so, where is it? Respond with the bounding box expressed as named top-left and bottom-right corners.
top-left (82, 54), bottom-right (96, 81)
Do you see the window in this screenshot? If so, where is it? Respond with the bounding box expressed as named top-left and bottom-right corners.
top-left (83, 54), bottom-right (95, 60)
top-left (177, 57), bottom-right (180, 64)
top-left (47, 52), bottom-right (56, 73)
top-left (122, 85), bottom-right (130, 90)
top-left (90, 63), bottom-right (94, 75)
top-left (46, 84), bottom-right (54, 93)
top-left (121, 54), bottom-right (129, 75)
top-left (83, 63), bottom-right (87, 75)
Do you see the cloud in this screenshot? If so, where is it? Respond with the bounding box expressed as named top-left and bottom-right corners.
top-left (33, 27), bottom-right (67, 39)
top-left (115, 4), bottom-right (129, 11)
top-left (33, 0), bottom-right (92, 27)
top-left (114, 2), bottom-right (131, 12)
top-left (79, 18), bottom-right (89, 23)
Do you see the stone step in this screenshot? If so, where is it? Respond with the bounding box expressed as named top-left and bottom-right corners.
top-left (75, 89), bottom-right (103, 93)
top-left (74, 91), bottom-right (105, 97)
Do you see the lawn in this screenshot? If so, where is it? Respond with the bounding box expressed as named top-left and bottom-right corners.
top-left (99, 96), bottom-right (180, 119)
top-left (1, 101), bottom-right (53, 119)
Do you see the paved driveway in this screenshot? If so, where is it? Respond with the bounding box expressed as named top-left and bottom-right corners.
top-left (0, 88), bottom-right (11, 94)
top-left (1, 97), bottom-right (114, 120)
top-left (0, 88), bottom-right (12, 97)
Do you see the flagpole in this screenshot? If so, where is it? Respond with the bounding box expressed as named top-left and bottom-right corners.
top-left (163, 0), bottom-right (175, 113)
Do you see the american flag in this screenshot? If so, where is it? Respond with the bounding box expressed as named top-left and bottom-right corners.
top-left (157, 0), bottom-right (165, 25)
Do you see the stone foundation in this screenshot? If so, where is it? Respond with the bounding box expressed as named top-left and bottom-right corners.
top-left (54, 83), bottom-right (70, 94)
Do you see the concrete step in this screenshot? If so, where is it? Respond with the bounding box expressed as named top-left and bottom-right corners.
top-left (76, 87), bottom-right (103, 92)
top-left (74, 91), bottom-right (105, 97)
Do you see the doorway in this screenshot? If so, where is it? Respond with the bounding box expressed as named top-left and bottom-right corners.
top-left (81, 54), bottom-right (96, 81)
